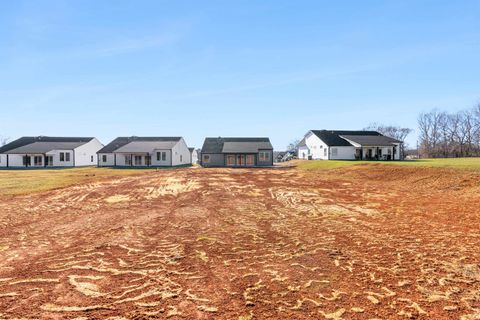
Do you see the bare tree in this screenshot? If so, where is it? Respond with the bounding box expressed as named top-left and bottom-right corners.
top-left (286, 139), bottom-right (300, 152)
top-left (0, 136), bottom-right (8, 146)
top-left (365, 123), bottom-right (413, 158)
top-left (417, 105), bottom-right (480, 158)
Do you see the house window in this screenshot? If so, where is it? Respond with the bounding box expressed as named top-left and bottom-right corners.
top-left (259, 151), bottom-right (270, 161)
top-left (145, 155), bottom-right (151, 166)
top-left (246, 155), bottom-right (255, 166)
top-left (226, 155), bottom-right (235, 166)
top-left (60, 152), bottom-right (65, 162)
top-left (324, 149), bottom-right (327, 157)
top-left (34, 156), bottom-right (42, 166)
top-left (180, 155), bottom-right (183, 162)
top-left (134, 155), bottom-right (142, 165)
top-left (91, 155), bottom-right (94, 162)
top-left (331, 148), bottom-right (338, 157)
top-left (203, 155), bottom-right (210, 163)
top-left (65, 153), bottom-right (70, 162)
top-left (102, 155), bottom-right (107, 162)
top-left (125, 155), bottom-right (132, 165)
top-left (157, 151), bottom-right (167, 161)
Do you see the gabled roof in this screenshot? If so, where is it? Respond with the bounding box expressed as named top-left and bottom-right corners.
top-left (97, 137), bottom-right (181, 153)
top-left (309, 130), bottom-right (385, 147)
top-left (201, 137), bottom-right (273, 154)
top-left (0, 136), bottom-right (94, 154)
top-left (341, 135), bottom-right (401, 146)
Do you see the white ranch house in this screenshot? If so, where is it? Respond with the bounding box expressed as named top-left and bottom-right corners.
top-left (298, 130), bottom-right (402, 161)
top-left (0, 136), bottom-right (103, 168)
top-left (97, 136), bottom-right (192, 167)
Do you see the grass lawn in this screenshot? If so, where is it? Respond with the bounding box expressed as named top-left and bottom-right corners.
top-left (294, 157), bottom-right (480, 171)
top-left (0, 167), bottom-right (154, 196)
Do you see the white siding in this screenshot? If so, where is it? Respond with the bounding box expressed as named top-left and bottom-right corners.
top-left (171, 138), bottom-right (191, 166)
top-left (74, 138), bottom-right (103, 166)
top-left (0, 154), bottom-right (6, 167)
top-left (151, 150), bottom-right (172, 166)
top-left (329, 146), bottom-right (356, 160)
top-left (298, 146), bottom-right (309, 160)
top-left (48, 150), bottom-right (74, 167)
top-left (304, 132), bottom-right (330, 160)
top-left (191, 150), bottom-right (198, 164)
top-left (98, 153), bottom-right (115, 166)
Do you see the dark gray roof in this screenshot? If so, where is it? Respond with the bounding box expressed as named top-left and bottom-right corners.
top-left (310, 130), bottom-right (384, 147)
top-left (201, 137), bottom-right (273, 154)
top-left (97, 137), bottom-right (181, 153)
top-left (340, 135), bottom-right (401, 146)
top-left (0, 136), bottom-right (94, 154)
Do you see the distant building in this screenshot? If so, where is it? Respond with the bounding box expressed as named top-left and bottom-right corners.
top-left (97, 136), bottom-right (191, 167)
top-left (274, 151), bottom-right (287, 162)
top-left (200, 137), bottom-right (273, 167)
top-left (189, 147), bottom-right (199, 164)
top-left (0, 136), bottom-right (103, 168)
top-left (298, 130), bottom-right (402, 160)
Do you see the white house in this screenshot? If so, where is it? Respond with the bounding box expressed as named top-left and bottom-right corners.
top-left (0, 136), bottom-right (103, 168)
top-left (97, 136), bottom-right (192, 167)
top-left (189, 148), bottom-right (199, 165)
top-left (298, 130), bottom-right (402, 161)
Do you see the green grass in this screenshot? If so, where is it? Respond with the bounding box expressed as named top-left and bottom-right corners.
top-left (0, 167), bottom-right (153, 196)
top-left (295, 158), bottom-right (480, 171)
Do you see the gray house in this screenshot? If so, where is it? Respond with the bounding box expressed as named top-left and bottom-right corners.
top-left (200, 137), bottom-right (274, 167)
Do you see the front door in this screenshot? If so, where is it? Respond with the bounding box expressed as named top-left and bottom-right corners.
top-left (236, 154), bottom-right (246, 166)
top-left (145, 155), bottom-right (151, 166)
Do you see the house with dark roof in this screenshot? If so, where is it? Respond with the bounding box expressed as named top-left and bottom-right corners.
top-left (0, 136), bottom-right (103, 168)
top-left (200, 137), bottom-right (273, 167)
top-left (298, 130), bottom-right (402, 161)
top-left (97, 137), bottom-right (191, 167)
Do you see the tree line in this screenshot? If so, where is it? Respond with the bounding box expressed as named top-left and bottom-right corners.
top-left (418, 104), bottom-right (480, 158)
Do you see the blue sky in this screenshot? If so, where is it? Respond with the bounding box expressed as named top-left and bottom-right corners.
top-left (0, 0), bottom-right (479, 149)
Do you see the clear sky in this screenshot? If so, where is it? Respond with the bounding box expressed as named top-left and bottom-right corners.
top-left (0, 1), bottom-right (479, 150)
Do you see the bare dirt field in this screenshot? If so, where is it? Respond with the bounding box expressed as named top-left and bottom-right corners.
top-left (1, 164), bottom-right (480, 319)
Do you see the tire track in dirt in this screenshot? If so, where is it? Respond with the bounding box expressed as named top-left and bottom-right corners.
top-left (0, 166), bottom-right (479, 319)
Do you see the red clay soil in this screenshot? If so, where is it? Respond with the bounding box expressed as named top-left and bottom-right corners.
top-left (1, 165), bottom-right (480, 319)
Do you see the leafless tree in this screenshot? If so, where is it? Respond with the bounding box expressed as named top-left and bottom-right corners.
top-left (365, 123), bottom-right (413, 158)
top-left (417, 105), bottom-right (480, 158)
top-left (0, 136), bottom-right (8, 146)
top-left (286, 139), bottom-right (301, 152)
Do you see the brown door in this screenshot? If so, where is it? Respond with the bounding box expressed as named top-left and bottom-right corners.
top-left (236, 154), bottom-right (246, 166)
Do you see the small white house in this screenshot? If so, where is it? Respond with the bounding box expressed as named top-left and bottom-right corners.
top-left (298, 130), bottom-right (402, 161)
top-left (189, 148), bottom-right (199, 165)
top-left (0, 136), bottom-right (103, 168)
top-left (97, 136), bottom-right (192, 167)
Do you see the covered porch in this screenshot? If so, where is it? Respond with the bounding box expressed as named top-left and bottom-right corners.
top-left (355, 146), bottom-right (396, 161)
top-left (7, 153), bottom-right (54, 167)
top-left (117, 153), bottom-right (152, 167)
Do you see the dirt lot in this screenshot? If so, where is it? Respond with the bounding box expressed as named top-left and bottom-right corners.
top-left (1, 164), bottom-right (480, 319)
